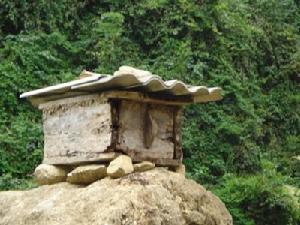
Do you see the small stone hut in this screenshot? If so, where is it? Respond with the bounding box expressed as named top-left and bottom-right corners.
top-left (21, 66), bottom-right (222, 167)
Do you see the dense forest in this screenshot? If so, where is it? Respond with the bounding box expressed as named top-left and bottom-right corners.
top-left (0, 0), bottom-right (299, 224)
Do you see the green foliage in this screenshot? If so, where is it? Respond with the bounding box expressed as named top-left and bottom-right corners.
top-left (0, 33), bottom-right (78, 178)
top-left (213, 161), bottom-right (300, 225)
top-left (0, 173), bottom-right (37, 191)
top-left (0, 0), bottom-right (84, 34)
top-left (0, 0), bottom-right (299, 223)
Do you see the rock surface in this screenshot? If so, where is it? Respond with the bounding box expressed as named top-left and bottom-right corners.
top-left (34, 164), bottom-right (67, 185)
top-left (175, 164), bottom-right (186, 176)
top-left (107, 155), bottom-right (134, 178)
top-left (133, 161), bottom-right (155, 172)
top-left (67, 164), bottom-right (107, 184)
top-left (0, 168), bottom-right (232, 225)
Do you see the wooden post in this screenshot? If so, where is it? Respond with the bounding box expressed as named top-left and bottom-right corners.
top-left (109, 99), bottom-right (120, 151)
top-left (173, 107), bottom-right (183, 161)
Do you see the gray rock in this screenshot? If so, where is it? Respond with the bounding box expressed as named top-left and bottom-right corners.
top-left (67, 164), bottom-right (107, 184)
top-left (133, 161), bottom-right (155, 172)
top-left (107, 155), bottom-right (134, 178)
top-left (34, 164), bottom-right (67, 185)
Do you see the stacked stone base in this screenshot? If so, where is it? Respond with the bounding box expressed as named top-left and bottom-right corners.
top-left (34, 155), bottom-right (185, 185)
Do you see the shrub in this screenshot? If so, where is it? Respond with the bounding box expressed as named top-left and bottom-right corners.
top-left (0, 173), bottom-right (37, 191)
top-left (213, 160), bottom-right (300, 225)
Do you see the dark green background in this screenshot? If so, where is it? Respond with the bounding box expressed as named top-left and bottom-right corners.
top-left (0, 1), bottom-right (299, 224)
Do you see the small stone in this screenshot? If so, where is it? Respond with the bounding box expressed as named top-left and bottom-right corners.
top-left (67, 164), bottom-right (107, 184)
top-left (107, 155), bottom-right (134, 178)
top-left (133, 161), bottom-right (155, 172)
top-left (34, 164), bottom-right (67, 185)
top-left (175, 164), bottom-right (185, 177)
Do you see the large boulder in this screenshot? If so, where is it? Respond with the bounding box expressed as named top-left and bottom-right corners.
top-left (67, 164), bottom-right (107, 184)
top-left (0, 168), bottom-right (232, 225)
top-left (34, 164), bottom-right (67, 185)
top-left (107, 155), bottom-right (134, 178)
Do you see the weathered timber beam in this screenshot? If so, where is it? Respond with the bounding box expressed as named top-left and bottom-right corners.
top-left (31, 91), bottom-right (92, 107)
top-left (103, 91), bottom-right (192, 106)
top-left (44, 152), bottom-right (121, 165)
top-left (173, 107), bottom-right (183, 160)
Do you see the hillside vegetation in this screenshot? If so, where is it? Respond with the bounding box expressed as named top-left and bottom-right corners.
top-left (0, 1), bottom-right (299, 224)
